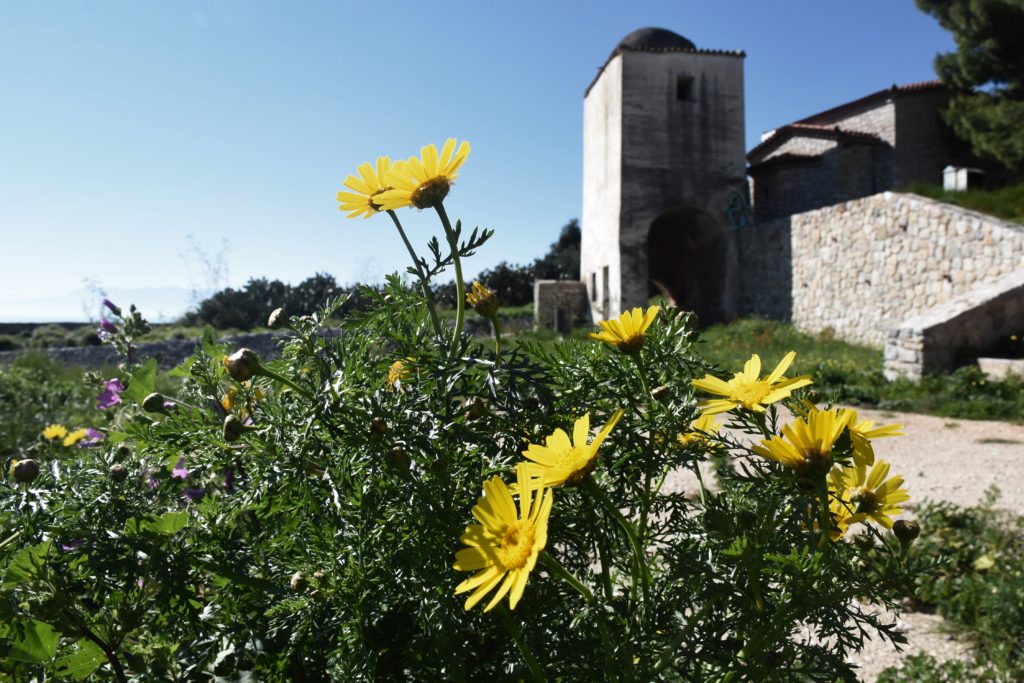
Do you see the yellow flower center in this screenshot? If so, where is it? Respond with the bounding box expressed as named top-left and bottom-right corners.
top-left (731, 380), bottom-right (771, 406)
top-left (496, 521), bottom-right (536, 570)
top-left (795, 448), bottom-right (833, 482)
top-left (851, 486), bottom-right (879, 514)
top-left (411, 176), bottom-right (451, 209)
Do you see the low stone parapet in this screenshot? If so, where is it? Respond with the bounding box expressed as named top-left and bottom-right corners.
top-left (534, 280), bottom-right (589, 333)
top-left (884, 269), bottom-right (1024, 380)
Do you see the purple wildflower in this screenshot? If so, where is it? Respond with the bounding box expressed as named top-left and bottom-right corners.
top-left (183, 488), bottom-right (205, 502)
top-left (60, 539), bottom-right (83, 552)
top-left (99, 319), bottom-right (118, 335)
top-left (172, 456), bottom-right (189, 479)
top-left (163, 400), bottom-right (176, 410)
top-left (96, 378), bottom-right (125, 410)
top-left (224, 466), bottom-right (235, 493)
top-left (102, 299), bottom-right (121, 316)
top-left (78, 428), bottom-right (105, 447)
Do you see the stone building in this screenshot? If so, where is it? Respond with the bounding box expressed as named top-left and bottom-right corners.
top-left (580, 28), bottom-right (747, 326)
top-left (579, 27), bottom-right (1024, 378)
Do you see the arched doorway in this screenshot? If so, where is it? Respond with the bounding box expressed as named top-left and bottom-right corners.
top-left (646, 206), bottom-right (728, 325)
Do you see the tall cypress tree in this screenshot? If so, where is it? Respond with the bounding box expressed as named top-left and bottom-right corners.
top-left (917, 0), bottom-right (1024, 169)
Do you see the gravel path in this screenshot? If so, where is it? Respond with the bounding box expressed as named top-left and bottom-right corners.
top-left (845, 407), bottom-right (1024, 680)
top-left (663, 407), bottom-right (1024, 680)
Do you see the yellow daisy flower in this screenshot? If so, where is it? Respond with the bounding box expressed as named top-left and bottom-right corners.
top-left (376, 138), bottom-right (471, 211)
top-left (453, 463), bottom-right (553, 612)
top-left (387, 358), bottom-right (412, 389)
top-left (828, 459), bottom-right (910, 529)
top-left (221, 387), bottom-right (238, 412)
top-left (336, 156), bottom-right (394, 219)
top-left (590, 306), bottom-right (660, 355)
top-left (466, 281), bottom-right (499, 318)
top-left (751, 407), bottom-right (854, 480)
top-left (521, 410), bottom-right (625, 487)
top-left (691, 351), bottom-right (812, 415)
top-left (677, 412), bottom-right (722, 448)
top-left (846, 409), bottom-right (904, 466)
top-left (42, 424), bottom-right (68, 441)
top-left (63, 428), bottom-right (88, 447)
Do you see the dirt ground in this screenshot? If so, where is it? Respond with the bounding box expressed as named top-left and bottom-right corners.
top-left (662, 406), bottom-right (1024, 681)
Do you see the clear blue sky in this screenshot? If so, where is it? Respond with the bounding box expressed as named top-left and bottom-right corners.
top-left (0, 1), bottom-right (954, 318)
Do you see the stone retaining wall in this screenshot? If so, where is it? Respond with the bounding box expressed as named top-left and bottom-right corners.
top-left (0, 332), bottom-right (322, 370)
top-left (534, 281), bottom-right (589, 333)
top-left (884, 269), bottom-right (1024, 379)
top-left (739, 192), bottom-right (1024, 349)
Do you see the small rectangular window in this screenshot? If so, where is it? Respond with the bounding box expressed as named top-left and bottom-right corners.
top-left (676, 75), bottom-right (694, 101)
top-left (590, 273), bottom-right (597, 301)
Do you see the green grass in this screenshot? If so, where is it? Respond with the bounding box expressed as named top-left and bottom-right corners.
top-left (905, 181), bottom-right (1024, 225)
top-left (696, 318), bottom-right (881, 376)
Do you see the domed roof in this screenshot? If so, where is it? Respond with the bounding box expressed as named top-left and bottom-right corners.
top-left (616, 27), bottom-right (695, 52)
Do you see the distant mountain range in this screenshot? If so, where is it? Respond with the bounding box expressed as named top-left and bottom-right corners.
top-left (0, 286), bottom-right (194, 323)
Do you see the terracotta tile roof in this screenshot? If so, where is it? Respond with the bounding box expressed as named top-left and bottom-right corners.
top-left (584, 44), bottom-right (745, 97)
top-left (747, 124), bottom-right (886, 163)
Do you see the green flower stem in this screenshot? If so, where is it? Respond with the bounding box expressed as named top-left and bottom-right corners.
top-left (692, 462), bottom-right (709, 508)
top-left (594, 524), bottom-right (616, 603)
top-left (434, 202), bottom-right (465, 357)
top-left (387, 209), bottom-right (441, 337)
top-left (255, 366), bottom-right (315, 402)
top-left (582, 477), bottom-right (651, 605)
top-left (490, 315), bottom-right (502, 364)
top-left (0, 530), bottom-right (20, 551)
top-left (630, 353), bottom-right (651, 400)
top-left (496, 606), bottom-right (547, 683)
top-left (652, 600), bottom-right (715, 674)
top-left (817, 478), bottom-right (832, 550)
top-left (540, 551), bottom-right (594, 603)
top-left (539, 553), bottom-right (615, 667)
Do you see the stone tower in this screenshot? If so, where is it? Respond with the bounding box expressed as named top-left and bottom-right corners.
top-left (580, 28), bottom-right (747, 323)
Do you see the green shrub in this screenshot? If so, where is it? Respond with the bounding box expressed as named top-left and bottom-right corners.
top-left (0, 144), bottom-right (926, 681)
top-left (27, 324), bottom-right (74, 349)
top-left (0, 335), bottom-right (21, 352)
top-left (894, 489), bottom-right (1024, 675)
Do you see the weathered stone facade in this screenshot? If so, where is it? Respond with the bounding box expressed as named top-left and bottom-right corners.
top-left (580, 28), bottom-right (1024, 380)
top-left (738, 193), bottom-right (1024, 349)
top-left (534, 281), bottom-right (589, 333)
top-left (580, 28), bottom-right (746, 325)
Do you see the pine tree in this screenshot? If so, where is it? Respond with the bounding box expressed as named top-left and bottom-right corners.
top-left (917, 0), bottom-right (1024, 169)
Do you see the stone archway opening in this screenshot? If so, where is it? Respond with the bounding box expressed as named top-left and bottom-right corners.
top-left (646, 206), bottom-right (727, 325)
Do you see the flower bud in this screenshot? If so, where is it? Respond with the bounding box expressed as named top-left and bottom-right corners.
top-left (651, 385), bottom-right (671, 403)
top-left (464, 398), bottom-right (487, 421)
top-left (224, 348), bottom-right (261, 382)
top-left (736, 510), bottom-right (757, 530)
top-left (109, 463), bottom-right (129, 482)
top-left (267, 307), bottom-right (288, 330)
top-left (102, 299), bottom-right (122, 317)
top-left (313, 570), bottom-right (327, 584)
top-left (11, 459), bottom-right (40, 484)
top-left (223, 415), bottom-right (247, 442)
top-left (370, 417), bottom-right (388, 436)
top-left (385, 447), bottom-right (409, 469)
top-left (143, 393), bottom-right (169, 414)
top-left (290, 571), bottom-right (307, 593)
top-left (893, 519), bottom-right (920, 549)
top-left (466, 282), bottom-right (499, 318)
